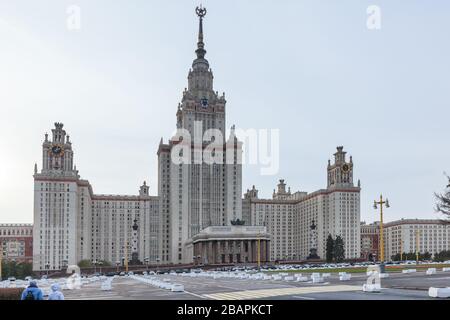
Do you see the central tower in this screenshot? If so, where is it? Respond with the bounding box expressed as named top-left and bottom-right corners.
top-left (158, 6), bottom-right (243, 264)
top-left (176, 6), bottom-right (226, 137)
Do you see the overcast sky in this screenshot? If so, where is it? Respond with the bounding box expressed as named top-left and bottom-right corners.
top-left (0, 0), bottom-right (449, 224)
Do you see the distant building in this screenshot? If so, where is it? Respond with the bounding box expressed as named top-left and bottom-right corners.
top-left (360, 221), bottom-right (379, 261)
top-left (243, 147), bottom-right (362, 261)
top-left (383, 219), bottom-right (450, 260)
top-left (0, 224), bottom-right (33, 263)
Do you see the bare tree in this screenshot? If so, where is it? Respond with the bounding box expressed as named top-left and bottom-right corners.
top-left (435, 173), bottom-right (450, 222)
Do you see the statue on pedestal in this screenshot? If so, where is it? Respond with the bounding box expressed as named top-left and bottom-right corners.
top-left (307, 220), bottom-right (320, 260)
top-left (130, 219), bottom-right (142, 265)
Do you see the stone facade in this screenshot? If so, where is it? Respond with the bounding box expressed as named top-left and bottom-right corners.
top-left (360, 221), bottom-right (379, 261)
top-left (0, 224), bottom-right (33, 263)
top-left (188, 226), bottom-right (270, 265)
top-left (243, 147), bottom-right (361, 261)
top-left (382, 219), bottom-right (450, 260)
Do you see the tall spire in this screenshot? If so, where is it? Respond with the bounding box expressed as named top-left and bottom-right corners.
top-left (195, 5), bottom-right (207, 60)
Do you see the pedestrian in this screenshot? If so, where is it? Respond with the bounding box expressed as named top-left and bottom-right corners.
top-left (48, 283), bottom-right (65, 300)
top-left (21, 280), bottom-right (44, 300)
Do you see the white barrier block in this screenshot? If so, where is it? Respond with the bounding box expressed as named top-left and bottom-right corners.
top-left (295, 276), bottom-right (308, 282)
top-left (263, 275), bottom-right (272, 280)
top-left (428, 287), bottom-right (450, 298)
top-left (101, 281), bottom-right (112, 291)
top-left (284, 276), bottom-right (294, 281)
top-left (426, 268), bottom-right (436, 275)
top-left (362, 283), bottom-right (381, 292)
top-left (402, 269), bottom-right (416, 274)
top-left (294, 273), bottom-right (302, 278)
top-left (171, 284), bottom-right (184, 292)
top-left (379, 273), bottom-right (389, 278)
top-left (443, 267), bottom-right (450, 272)
top-left (322, 273), bottom-right (331, 278)
top-left (339, 274), bottom-right (352, 281)
top-left (272, 275), bottom-right (282, 281)
top-left (312, 276), bottom-right (324, 283)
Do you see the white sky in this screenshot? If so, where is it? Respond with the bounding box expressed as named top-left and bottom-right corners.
top-left (0, 0), bottom-right (449, 224)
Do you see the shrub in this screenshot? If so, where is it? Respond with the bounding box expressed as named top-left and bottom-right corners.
top-left (0, 288), bottom-right (23, 300)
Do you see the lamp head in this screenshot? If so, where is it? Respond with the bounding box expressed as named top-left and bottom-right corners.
top-left (373, 201), bottom-right (378, 209)
top-left (386, 199), bottom-right (390, 208)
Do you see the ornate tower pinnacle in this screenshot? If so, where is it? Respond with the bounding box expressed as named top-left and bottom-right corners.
top-left (195, 5), bottom-right (207, 60)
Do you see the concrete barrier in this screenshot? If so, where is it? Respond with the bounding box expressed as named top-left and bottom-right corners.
top-left (272, 275), bottom-right (282, 281)
top-left (402, 269), bottom-right (416, 274)
top-left (362, 283), bottom-right (381, 293)
top-left (295, 276), bottom-right (308, 282)
top-left (101, 281), bottom-right (112, 291)
top-left (311, 274), bottom-right (324, 283)
top-left (442, 267), bottom-right (450, 272)
top-left (263, 275), bottom-right (272, 280)
top-left (339, 273), bottom-right (351, 281)
top-left (284, 276), bottom-right (294, 281)
top-left (379, 273), bottom-right (389, 278)
top-left (428, 287), bottom-right (450, 298)
top-left (322, 273), bottom-right (331, 278)
top-left (171, 284), bottom-right (184, 292)
top-left (426, 268), bottom-right (437, 275)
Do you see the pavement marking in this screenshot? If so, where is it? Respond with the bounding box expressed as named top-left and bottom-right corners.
top-left (183, 290), bottom-right (208, 299)
top-left (203, 285), bottom-right (361, 300)
top-left (292, 295), bottom-right (315, 300)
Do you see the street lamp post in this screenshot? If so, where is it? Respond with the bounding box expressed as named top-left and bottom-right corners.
top-left (0, 248), bottom-right (5, 281)
top-left (62, 259), bottom-right (68, 274)
top-left (0, 246), bottom-right (3, 281)
top-left (373, 194), bottom-right (390, 273)
top-left (400, 240), bottom-right (404, 262)
top-left (116, 261), bottom-right (120, 273)
top-left (92, 260), bottom-right (97, 274)
top-left (45, 262), bottom-right (50, 278)
top-left (144, 257), bottom-right (149, 272)
top-left (98, 261), bottom-right (103, 274)
top-left (416, 229), bottom-right (421, 265)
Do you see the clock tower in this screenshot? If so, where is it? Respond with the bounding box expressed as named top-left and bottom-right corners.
top-left (41, 122), bottom-right (78, 177)
top-left (327, 146), bottom-right (354, 188)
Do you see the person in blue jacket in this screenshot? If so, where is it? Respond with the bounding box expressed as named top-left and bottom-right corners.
top-left (48, 283), bottom-right (64, 300)
top-left (21, 280), bottom-right (44, 300)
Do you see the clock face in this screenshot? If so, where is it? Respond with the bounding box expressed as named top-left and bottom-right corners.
top-left (51, 145), bottom-right (64, 156)
top-left (342, 164), bottom-right (350, 173)
top-left (201, 97), bottom-right (208, 107)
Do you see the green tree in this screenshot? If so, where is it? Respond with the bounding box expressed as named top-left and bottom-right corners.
top-left (326, 234), bottom-right (334, 263)
top-left (78, 259), bottom-right (92, 268)
top-left (333, 236), bottom-right (345, 263)
top-left (434, 250), bottom-right (450, 262)
top-left (0, 260), bottom-right (34, 280)
top-left (391, 253), bottom-right (401, 261)
top-left (435, 174), bottom-right (450, 220)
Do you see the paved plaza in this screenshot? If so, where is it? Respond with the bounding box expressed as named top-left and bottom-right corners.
top-left (63, 270), bottom-right (450, 300)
